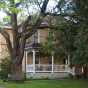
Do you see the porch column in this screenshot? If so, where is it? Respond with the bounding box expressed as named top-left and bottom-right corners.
top-left (67, 54), bottom-right (70, 65)
top-left (66, 59), bottom-right (68, 65)
top-left (25, 51), bottom-right (28, 73)
top-left (24, 51), bottom-right (27, 79)
top-left (33, 49), bottom-right (35, 73)
top-left (52, 55), bottom-right (54, 73)
top-left (38, 30), bottom-right (40, 43)
top-left (65, 59), bottom-right (69, 72)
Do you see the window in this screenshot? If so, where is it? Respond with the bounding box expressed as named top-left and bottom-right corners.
top-left (35, 53), bottom-right (40, 64)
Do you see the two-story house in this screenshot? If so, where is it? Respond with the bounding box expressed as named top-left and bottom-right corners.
top-left (22, 21), bottom-right (72, 79)
top-left (0, 22), bottom-right (73, 79)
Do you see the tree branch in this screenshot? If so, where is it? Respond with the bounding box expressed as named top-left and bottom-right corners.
top-left (40, 0), bottom-right (49, 13)
top-left (0, 28), bottom-right (13, 58)
top-left (18, 0), bottom-right (49, 40)
top-left (19, 25), bottom-right (57, 40)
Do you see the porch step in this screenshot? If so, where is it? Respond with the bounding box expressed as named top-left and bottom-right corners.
top-left (26, 72), bottom-right (69, 79)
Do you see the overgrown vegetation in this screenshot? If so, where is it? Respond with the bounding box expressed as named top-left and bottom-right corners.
top-left (0, 57), bottom-right (11, 81)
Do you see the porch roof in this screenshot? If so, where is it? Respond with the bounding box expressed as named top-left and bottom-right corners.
top-left (25, 43), bottom-right (41, 51)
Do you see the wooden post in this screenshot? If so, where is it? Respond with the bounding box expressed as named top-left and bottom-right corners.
top-left (25, 51), bottom-right (28, 72)
top-left (52, 55), bottom-right (54, 73)
top-left (33, 49), bottom-right (35, 73)
top-left (68, 54), bottom-right (70, 65)
top-left (24, 51), bottom-right (27, 79)
top-left (38, 30), bottom-right (40, 43)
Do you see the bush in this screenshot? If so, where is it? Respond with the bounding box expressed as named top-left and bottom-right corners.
top-left (0, 57), bottom-right (11, 80)
top-left (68, 73), bottom-right (73, 79)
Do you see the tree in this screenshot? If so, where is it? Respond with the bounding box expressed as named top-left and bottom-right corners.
top-left (71, 0), bottom-right (88, 78)
top-left (0, 0), bottom-right (50, 80)
top-left (54, 18), bottom-right (77, 66)
top-left (54, 0), bottom-right (88, 78)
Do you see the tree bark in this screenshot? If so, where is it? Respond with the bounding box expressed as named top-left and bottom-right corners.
top-left (10, 62), bottom-right (24, 81)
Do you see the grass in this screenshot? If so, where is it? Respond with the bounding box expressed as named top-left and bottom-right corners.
top-left (0, 79), bottom-right (88, 88)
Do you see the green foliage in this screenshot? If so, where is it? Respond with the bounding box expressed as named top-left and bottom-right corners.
top-left (55, 20), bottom-right (77, 60)
top-left (54, 0), bottom-right (88, 65)
top-left (0, 57), bottom-right (11, 80)
top-left (9, 7), bottom-right (22, 14)
top-left (40, 30), bottom-right (55, 56)
top-left (74, 0), bottom-right (88, 20)
top-left (71, 0), bottom-right (88, 65)
top-left (72, 27), bottom-right (88, 65)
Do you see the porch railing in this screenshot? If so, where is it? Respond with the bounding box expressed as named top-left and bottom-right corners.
top-left (26, 64), bottom-right (70, 73)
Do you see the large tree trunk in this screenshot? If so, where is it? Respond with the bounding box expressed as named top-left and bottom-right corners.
top-left (10, 62), bottom-right (24, 81)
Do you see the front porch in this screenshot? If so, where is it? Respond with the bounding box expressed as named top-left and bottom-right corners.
top-left (23, 49), bottom-right (71, 73)
top-left (23, 48), bottom-right (75, 79)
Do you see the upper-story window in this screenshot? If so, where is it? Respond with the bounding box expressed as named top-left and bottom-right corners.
top-left (38, 29), bottom-right (49, 43)
top-left (26, 28), bottom-right (49, 46)
top-left (26, 31), bottom-right (38, 44)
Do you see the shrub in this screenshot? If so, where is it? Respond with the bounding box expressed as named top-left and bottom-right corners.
top-left (0, 57), bottom-right (11, 81)
top-left (68, 73), bottom-right (73, 79)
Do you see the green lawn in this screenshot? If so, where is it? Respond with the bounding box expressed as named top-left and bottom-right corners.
top-left (0, 79), bottom-right (88, 88)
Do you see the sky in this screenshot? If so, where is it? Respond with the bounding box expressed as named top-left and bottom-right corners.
top-left (0, 0), bottom-right (58, 22)
top-left (0, 11), bottom-right (6, 21)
